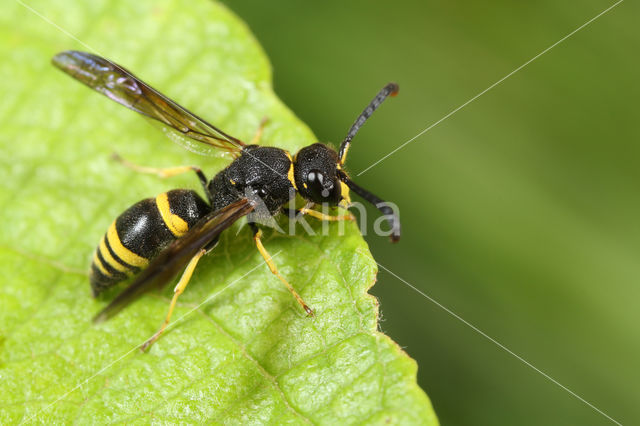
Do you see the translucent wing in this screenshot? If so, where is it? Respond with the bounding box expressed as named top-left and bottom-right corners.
top-left (52, 50), bottom-right (244, 155)
top-left (93, 199), bottom-right (254, 322)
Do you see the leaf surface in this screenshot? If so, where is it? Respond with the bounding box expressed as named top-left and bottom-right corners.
top-left (0, 0), bottom-right (437, 424)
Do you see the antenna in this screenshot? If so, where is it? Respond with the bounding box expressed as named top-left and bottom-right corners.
top-left (338, 171), bottom-right (400, 242)
top-left (339, 82), bottom-right (399, 163)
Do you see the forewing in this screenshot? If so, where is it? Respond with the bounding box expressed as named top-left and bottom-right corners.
top-left (52, 50), bottom-right (244, 155)
top-left (93, 199), bottom-right (254, 322)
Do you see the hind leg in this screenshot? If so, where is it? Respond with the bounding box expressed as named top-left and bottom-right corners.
top-left (140, 248), bottom-right (207, 351)
top-left (249, 117), bottom-right (269, 145)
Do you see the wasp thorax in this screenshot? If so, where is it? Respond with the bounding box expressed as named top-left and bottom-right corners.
top-left (294, 143), bottom-right (342, 204)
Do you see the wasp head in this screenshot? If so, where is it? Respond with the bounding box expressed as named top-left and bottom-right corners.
top-left (293, 143), bottom-right (349, 206)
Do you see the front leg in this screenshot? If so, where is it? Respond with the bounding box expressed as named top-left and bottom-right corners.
top-left (287, 202), bottom-right (355, 222)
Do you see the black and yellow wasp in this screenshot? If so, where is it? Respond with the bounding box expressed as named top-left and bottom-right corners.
top-left (52, 50), bottom-right (400, 350)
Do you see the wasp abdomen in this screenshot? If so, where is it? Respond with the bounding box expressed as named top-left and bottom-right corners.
top-left (90, 189), bottom-right (209, 296)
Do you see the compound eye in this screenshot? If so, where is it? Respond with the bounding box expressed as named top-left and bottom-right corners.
top-left (307, 169), bottom-right (331, 199)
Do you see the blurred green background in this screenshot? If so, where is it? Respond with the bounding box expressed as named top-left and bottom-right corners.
top-left (221, 0), bottom-right (639, 424)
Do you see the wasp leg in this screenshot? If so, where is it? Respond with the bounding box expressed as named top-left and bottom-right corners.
top-left (251, 225), bottom-right (314, 316)
top-left (298, 207), bottom-right (355, 222)
top-left (140, 248), bottom-right (206, 351)
top-left (249, 117), bottom-right (269, 145)
top-left (292, 202), bottom-right (355, 221)
top-left (111, 153), bottom-right (211, 202)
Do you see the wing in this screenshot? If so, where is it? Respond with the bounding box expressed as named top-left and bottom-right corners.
top-left (93, 198), bottom-right (254, 323)
top-left (52, 50), bottom-right (244, 155)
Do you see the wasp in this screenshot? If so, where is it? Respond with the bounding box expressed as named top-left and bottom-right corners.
top-left (52, 50), bottom-right (400, 351)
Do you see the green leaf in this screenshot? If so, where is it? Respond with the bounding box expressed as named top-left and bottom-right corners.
top-left (0, 0), bottom-right (437, 424)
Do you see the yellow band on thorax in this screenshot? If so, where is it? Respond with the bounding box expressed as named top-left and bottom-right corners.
top-left (285, 151), bottom-right (298, 190)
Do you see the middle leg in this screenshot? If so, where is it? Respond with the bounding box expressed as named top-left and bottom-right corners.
top-left (111, 153), bottom-right (212, 203)
top-left (250, 224), bottom-right (313, 316)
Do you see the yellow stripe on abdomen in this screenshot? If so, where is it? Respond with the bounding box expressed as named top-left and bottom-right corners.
top-left (155, 192), bottom-right (189, 237)
top-left (92, 250), bottom-right (111, 277)
top-left (107, 220), bottom-right (149, 268)
top-left (98, 236), bottom-right (130, 273)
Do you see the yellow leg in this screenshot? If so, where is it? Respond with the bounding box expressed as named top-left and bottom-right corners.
top-left (298, 207), bottom-right (355, 222)
top-left (250, 117), bottom-right (269, 145)
top-left (140, 248), bottom-right (206, 351)
top-left (112, 152), bottom-right (201, 179)
top-left (253, 229), bottom-right (314, 316)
